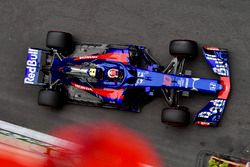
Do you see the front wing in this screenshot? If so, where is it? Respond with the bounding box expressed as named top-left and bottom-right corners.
top-left (194, 46), bottom-right (231, 126)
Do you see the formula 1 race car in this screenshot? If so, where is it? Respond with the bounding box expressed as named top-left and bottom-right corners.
top-left (24, 31), bottom-right (231, 127)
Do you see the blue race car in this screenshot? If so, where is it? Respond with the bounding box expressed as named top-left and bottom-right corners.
top-left (24, 31), bottom-right (230, 127)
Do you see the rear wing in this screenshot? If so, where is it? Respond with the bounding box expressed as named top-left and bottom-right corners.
top-left (24, 48), bottom-right (48, 86)
top-left (194, 46), bottom-right (231, 126)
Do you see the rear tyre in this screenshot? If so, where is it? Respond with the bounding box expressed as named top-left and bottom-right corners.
top-left (41, 65), bottom-right (51, 75)
top-left (169, 40), bottom-right (198, 59)
top-left (38, 89), bottom-right (63, 108)
top-left (46, 31), bottom-right (73, 54)
top-left (161, 106), bottom-right (190, 127)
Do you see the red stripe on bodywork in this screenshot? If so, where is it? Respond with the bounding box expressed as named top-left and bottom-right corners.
top-left (71, 82), bottom-right (124, 100)
top-left (74, 52), bottom-right (129, 64)
top-left (195, 121), bottom-right (210, 126)
top-left (74, 56), bottom-right (98, 60)
top-left (218, 77), bottom-right (230, 99)
top-left (71, 83), bottom-right (93, 91)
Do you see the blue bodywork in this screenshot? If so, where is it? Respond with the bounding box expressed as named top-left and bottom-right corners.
top-left (49, 53), bottom-right (223, 93)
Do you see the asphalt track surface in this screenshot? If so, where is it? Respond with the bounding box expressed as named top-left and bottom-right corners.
top-left (1, 1), bottom-right (250, 166)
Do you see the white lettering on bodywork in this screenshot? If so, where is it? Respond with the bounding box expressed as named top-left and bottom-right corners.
top-left (24, 49), bottom-right (39, 84)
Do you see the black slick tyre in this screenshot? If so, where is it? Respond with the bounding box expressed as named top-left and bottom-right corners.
top-left (169, 40), bottom-right (198, 59)
top-left (46, 31), bottom-right (73, 54)
top-left (38, 89), bottom-right (63, 108)
top-left (161, 106), bottom-right (190, 127)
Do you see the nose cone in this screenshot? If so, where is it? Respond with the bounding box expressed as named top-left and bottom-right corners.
top-left (217, 83), bottom-right (223, 91)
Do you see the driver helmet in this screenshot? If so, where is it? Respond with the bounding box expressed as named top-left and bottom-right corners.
top-left (108, 68), bottom-right (119, 78)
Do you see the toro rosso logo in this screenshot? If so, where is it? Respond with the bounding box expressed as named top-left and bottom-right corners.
top-left (24, 48), bottom-right (42, 84)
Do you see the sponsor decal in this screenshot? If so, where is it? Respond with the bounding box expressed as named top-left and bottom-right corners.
top-left (71, 82), bottom-right (93, 91)
top-left (209, 99), bottom-right (225, 114)
top-left (209, 82), bottom-right (217, 91)
top-left (198, 99), bottom-right (226, 118)
top-left (24, 48), bottom-right (42, 84)
top-left (212, 65), bottom-right (229, 76)
top-left (177, 78), bottom-right (185, 87)
top-left (198, 111), bottom-right (212, 119)
top-left (135, 71), bottom-right (146, 85)
top-left (205, 53), bottom-right (229, 76)
top-left (163, 75), bottom-right (172, 86)
top-left (74, 52), bottom-right (130, 64)
top-left (74, 55), bottom-right (98, 60)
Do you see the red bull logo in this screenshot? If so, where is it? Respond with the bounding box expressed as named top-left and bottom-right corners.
top-left (24, 48), bottom-right (41, 84)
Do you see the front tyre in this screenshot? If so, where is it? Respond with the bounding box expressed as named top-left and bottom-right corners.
top-left (169, 40), bottom-right (198, 59)
top-left (161, 106), bottom-right (190, 127)
top-left (38, 89), bottom-right (63, 108)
